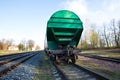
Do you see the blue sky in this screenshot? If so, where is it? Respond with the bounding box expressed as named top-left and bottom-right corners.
top-left (0, 0), bottom-right (120, 49)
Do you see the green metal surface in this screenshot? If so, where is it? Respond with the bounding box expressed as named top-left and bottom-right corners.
top-left (47, 10), bottom-right (83, 50)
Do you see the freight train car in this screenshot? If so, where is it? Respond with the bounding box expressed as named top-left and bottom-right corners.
top-left (45, 10), bottom-right (83, 63)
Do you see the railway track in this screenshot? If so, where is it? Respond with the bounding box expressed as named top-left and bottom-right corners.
top-left (53, 62), bottom-right (109, 80)
top-left (0, 52), bottom-right (30, 61)
top-left (0, 51), bottom-right (38, 77)
top-left (79, 54), bottom-right (120, 63)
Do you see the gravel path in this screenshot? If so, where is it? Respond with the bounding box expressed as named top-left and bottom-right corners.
top-left (0, 51), bottom-right (42, 80)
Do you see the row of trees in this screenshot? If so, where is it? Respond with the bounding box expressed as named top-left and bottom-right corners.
top-left (78, 19), bottom-right (120, 49)
top-left (0, 39), bottom-right (40, 51)
top-left (0, 39), bottom-right (13, 51)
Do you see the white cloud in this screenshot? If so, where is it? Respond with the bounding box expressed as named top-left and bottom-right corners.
top-left (62, 0), bottom-right (120, 26)
top-left (62, 0), bottom-right (91, 37)
top-left (62, 0), bottom-right (88, 22)
top-left (92, 0), bottom-right (120, 25)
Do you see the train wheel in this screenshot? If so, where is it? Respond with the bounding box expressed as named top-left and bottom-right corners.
top-left (66, 58), bottom-right (69, 64)
top-left (50, 54), bottom-right (56, 61)
top-left (71, 55), bottom-right (76, 64)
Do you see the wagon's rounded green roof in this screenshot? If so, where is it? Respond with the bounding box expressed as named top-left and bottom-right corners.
top-left (47, 10), bottom-right (83, 29)
top-left (51, 10), bottom-right (81, 19)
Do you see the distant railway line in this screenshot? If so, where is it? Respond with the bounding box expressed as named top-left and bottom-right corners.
top-left (0, 51), bottom-right (38, 77)
top-left (0, 52), bottom-right (31, 61)
top-left (79, 54), bottom-right (120, 63)
top-left (53, 62), bottom-right (109, 80)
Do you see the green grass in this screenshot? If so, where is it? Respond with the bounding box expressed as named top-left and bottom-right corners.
top-left (34, 52), bottom-right (54, 80)
top-left (0, 51), bottom-right (4, 54)
top-left (0, 50), bottom-right (20, 55)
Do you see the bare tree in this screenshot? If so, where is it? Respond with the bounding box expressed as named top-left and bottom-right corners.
top-left (27, 40), bottom-right (35, 51)
top-left (0, 39), bottom-right (14, 51)
top-left (96, 30), bottom-right (105, 48)
top-left (17, 40), bottom-right (27, 51)
top-left (35, 45), bottom-right (40, 50)
top-left (1, 39), bottom-right (7, 51)
top-left (0, 40), bottom-right (4, 50)
top-left (111, 19), bottom-right (119, 47)
top-left (80, 39), bottom-right (89, 49)
top-left (89, 29), bottom-right (99, 48)
top-left (118, 20), bottom-right (120, 47)
top-left (6, 39), bottom-right (14, 50)
top-left (102, 24), bottom-right (109, 47)
top-left (18, 43), bottom-right (25, 51)
top-left (21, 40), bottom-right (27, 51)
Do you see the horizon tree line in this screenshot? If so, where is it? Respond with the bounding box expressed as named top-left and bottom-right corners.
top-left (0, 39), bottom-right (40, 51)
top-left (78, 19), bottom-right (120, 49)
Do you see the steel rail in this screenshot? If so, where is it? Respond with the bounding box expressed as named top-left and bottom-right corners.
top-left (52, 61), bottom-right (109, 80)
top-left (79, 54), bottom-right (120, 63)
top-left (0, 52), bottom-right (38, 77)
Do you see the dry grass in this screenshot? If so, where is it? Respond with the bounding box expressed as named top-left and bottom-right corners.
top-left (76, 56), bottom-right (120, 80)
top-left (0, 50), bottom-right (20, 55)
top-left (81, 49), bottom-right (120, 58)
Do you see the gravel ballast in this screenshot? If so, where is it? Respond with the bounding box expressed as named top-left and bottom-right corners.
top-left (0, 51), bottom-right (43, 80)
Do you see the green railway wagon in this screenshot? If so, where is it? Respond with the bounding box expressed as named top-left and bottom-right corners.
top-left (45, 10), bottom-right (83, 63)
